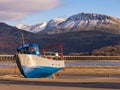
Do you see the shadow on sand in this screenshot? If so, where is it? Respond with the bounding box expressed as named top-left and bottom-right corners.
top-left (0, 80), bottom-right (120, 89)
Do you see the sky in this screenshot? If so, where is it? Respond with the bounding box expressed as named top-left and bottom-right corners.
top-left (0, 0), bottom-right (120, 26)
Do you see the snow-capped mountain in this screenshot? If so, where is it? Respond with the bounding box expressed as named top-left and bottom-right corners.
top-left (59, 13), bottom-right (120, 31)
top-left (16, 22), bottom-right (47, 33)
top-left (16, 12), bottom-right (120, 34)
top-left (16, 18), bottom-right (65, 33)
top-left (43, 12), bottom-right (120, 34)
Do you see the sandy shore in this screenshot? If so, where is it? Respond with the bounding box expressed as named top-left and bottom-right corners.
top-left (1, 66), bottom-right (120, 78)
top-left (0, 75), bottom-right (120, 90)
top-left (0, 66), bottom-right (120, 90)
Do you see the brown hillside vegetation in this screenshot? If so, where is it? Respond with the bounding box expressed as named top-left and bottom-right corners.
top-left (91, 44), bottom-right (120, 56)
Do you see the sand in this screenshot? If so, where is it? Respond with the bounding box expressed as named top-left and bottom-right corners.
top-left (0, 75), bottom-right (120, 90)
top-left (0, 66), bottom-right (120, 90)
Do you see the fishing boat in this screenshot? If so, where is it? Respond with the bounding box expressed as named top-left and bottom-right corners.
top-left (16, 43), bottom-right (65, 78)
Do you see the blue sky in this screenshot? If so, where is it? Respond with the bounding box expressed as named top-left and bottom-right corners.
top-left (1, 0), bottom-right (120, 26)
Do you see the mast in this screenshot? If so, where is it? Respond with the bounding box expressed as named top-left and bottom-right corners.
top-left (21, 32), bottom-right (25, 46)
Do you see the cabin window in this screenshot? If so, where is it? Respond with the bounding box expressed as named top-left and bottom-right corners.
top-left (29, 47), bottom-right (34, 52)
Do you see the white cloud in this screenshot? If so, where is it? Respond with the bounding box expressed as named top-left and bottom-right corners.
top-left (0, 0), bottom-right (61, 21)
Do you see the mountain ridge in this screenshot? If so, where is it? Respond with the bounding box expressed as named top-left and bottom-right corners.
top-left (16, 12), bottom-right (120, 34)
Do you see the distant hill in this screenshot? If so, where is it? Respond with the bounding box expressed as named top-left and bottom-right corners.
top-left (43, 30), bottom-right (120, 54)
top-left (91, 45), bottom-right (120, 56)
top-left (30, 30), bottom-right (120, 55)
top-left (16, 12), bottom-right (120, 34)
top-left (1, 22), bottom-right (120, 55)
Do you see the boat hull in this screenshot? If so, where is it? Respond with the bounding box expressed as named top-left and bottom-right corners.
top-left (22, 66), bottom-right (63, 78)
top-left (16, 54), bottom-right (64, 78)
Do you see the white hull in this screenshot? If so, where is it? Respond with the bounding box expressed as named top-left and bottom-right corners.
top-left (16, 54), bottom-right (65, 78)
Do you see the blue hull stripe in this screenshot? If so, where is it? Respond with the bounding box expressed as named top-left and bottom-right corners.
top-left (22, 66), bottom-right (63, 78)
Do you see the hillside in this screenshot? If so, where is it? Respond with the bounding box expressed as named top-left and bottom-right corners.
top-left (0, 22), bottom-right (39, 54)
top-left (25, 30), bottom-right (120, 55)
top-left (1, 22), bottom-right (120, 55)
top-left (91, 45), bottom-right (120, 56)
top-left (39, 30), bottom-right (120, 54)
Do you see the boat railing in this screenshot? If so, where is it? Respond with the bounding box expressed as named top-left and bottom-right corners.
top-left (42, 52), bottom-right (63, 60)
top-left (41, 43), bottom-right (64, 60)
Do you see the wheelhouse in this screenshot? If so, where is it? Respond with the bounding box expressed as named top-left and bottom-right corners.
top-left (17, 43), bottom-right (40, 56)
